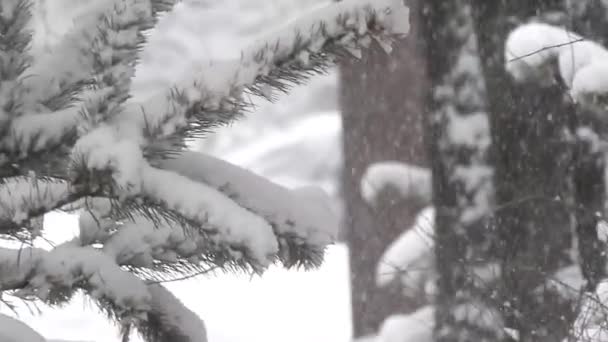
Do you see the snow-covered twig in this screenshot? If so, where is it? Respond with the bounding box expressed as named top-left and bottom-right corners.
top-left (0, 177), bottom-right (75, 233)
top-left (107, 0), bottom-right (410, 150)
top-left (159, 151), bottom-right (338, 267)
top-left (0, 0), bottom-right (32, 117)
top-left (138, 283), bottom-right (207, 342)
top-left (3, 0), bottom-right (178, 174)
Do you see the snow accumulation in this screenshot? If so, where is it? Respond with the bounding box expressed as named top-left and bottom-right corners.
top-left (376, 207), bottom-right (435, 290)
top-left (505, 23), bottom-right (608, 101)
top-left (68, 0), bottom-right (406, 265)
top-left (377, 306), bottom-right (433, 342)
top-left (355, 306), bottom-right (433, 342)
top-left (0, 177), bottom-right (69, 226)
top-left (147, 284), bottom-right (207, 342)
top-left (0, 246), bottom-right (45, 291)
top-left (28, 0), bottom-right (410, 268)
top-left (14, 244), bottom-right (152, 313)
top-left (141, 165), bottom-right (279, 266)
top-left (360, 162), bottom-right (431, 206)
top-left (63, 0), bottom-right (411, 155)
top-left (0, 313), bottom-right (46, 342)
top-left (159, 151), bottom-right (338, 247)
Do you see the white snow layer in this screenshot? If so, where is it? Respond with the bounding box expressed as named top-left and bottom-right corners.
top-left (0, 313), bottom-right (46, 342)
top-left (376, 207), bottom-right (435, 291)
top-left (159, 151), bottom-right (338, 247)
top-left (378, 306), bottom-right (434, 342)
top-left (147, 283), bottom-right (208, 342)
top-left (360, 162), bottom-right (431, 206)
top-left (0, 247), bottom-right (46, 291)
top-left (356, 306), bottom-right (433, 342)
top-left (2, 1), bottom-right (414, 340)
top-left (0, 177), bottom-right (69, 227)
top-left (118, 0), bottom-right (410, 143)
top-left (505, 23), bottom-right (608, 101)
top-left (140, 165), bottom-right (280, 266)
top-left (20, 244), bottom-right (152, 313)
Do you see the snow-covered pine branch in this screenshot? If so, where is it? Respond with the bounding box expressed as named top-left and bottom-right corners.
top-left (2, 0), bottom-right (178, 178)
top-left (65, 0), bottom-right (410, 269)
top-left (0, 176), bottom-right (72, 235)
top-left (0, 0), bottom-right (410, 339)
top-left (158, 151), bottom-right (338, 267)
top-left (0, 0), bottom-right (410, 268)
top-left (139, 283), bottom-right (208, 342)
top-left (105, 0), bottom-right (411, 153)
top-left (0, 244), bottom-right (209, 342)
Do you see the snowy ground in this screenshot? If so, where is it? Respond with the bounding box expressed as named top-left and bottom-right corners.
top-left (2, 1), bottom-right (351, 341)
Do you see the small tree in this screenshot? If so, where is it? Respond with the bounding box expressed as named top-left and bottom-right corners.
top-left (0, 0), bottom-right (409, 341)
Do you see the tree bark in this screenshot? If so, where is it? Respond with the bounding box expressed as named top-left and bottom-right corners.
top-left (339, 0), bottom-right (429, 337)
top-left (471, 1), bottom-right (576, 340)
top-left (567, 0), bottom-right (608, 292)
top-left (421, 1), bottom-right (502, 341)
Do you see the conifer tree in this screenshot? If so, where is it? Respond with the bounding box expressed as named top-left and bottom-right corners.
top-left (0, 1), bottom-right (410, 340)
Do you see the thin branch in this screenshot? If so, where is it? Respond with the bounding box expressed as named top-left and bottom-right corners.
top-left (507, 38), bottom-right (584, 63)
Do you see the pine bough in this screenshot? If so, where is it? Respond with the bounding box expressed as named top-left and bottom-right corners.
top-left (0, 0), bottom-right (410, 341)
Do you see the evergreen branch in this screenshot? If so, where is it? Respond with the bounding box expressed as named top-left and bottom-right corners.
top-left (110, 162), bottom-right (330, 269)
top-left (137, 283), bottom-right (207, 342)
top-left (0, 245), bottom-right (44, 291)
top-left (0, 0), bottom-right (34, 154)
top-left (63, 0), bottom-right (409, 270)
top-left (1, 0), bottom-right (180, 175)
top-left (2, 243), bottom-right (153, 325)
top-left (0, 106), bottom-right (80, 177)
top-left (0, 176), bottom-right (80, 234)
top-left (144, 265), bottom-right (218, 285)
top-left (0, 0), bottom-right (32, 81)
top-left (81, 0), bottom-right (178, 129)
top-left (159, 151), bottom-right (337, 268)
top-left (111, 0), bottom-right (409, 155)
top-left (1, 243), bottom-right (209, 342)
top-left (0, 1), bottom-right (413, 340)
top-left (134, 164), bottom-right (279, 268)
top-left (150, 0), bottom-right (179, 16)
top-left (20, 0), bottom-right (122, 110)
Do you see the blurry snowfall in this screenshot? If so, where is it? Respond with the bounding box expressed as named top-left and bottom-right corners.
top-left (2, 0), bottom-right (352, 341)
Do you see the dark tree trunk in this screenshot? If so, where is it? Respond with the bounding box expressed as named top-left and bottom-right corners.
top-left (471, 1), bottom-right (576, 340)
top-left (567, 0), bottom-right (608, 292)
top-left (573, 146), bottom-right (606, 291)
top-left (421, 1), bottom-right (502, 341)
top-left (339, 0), bottom-right (429, 337)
